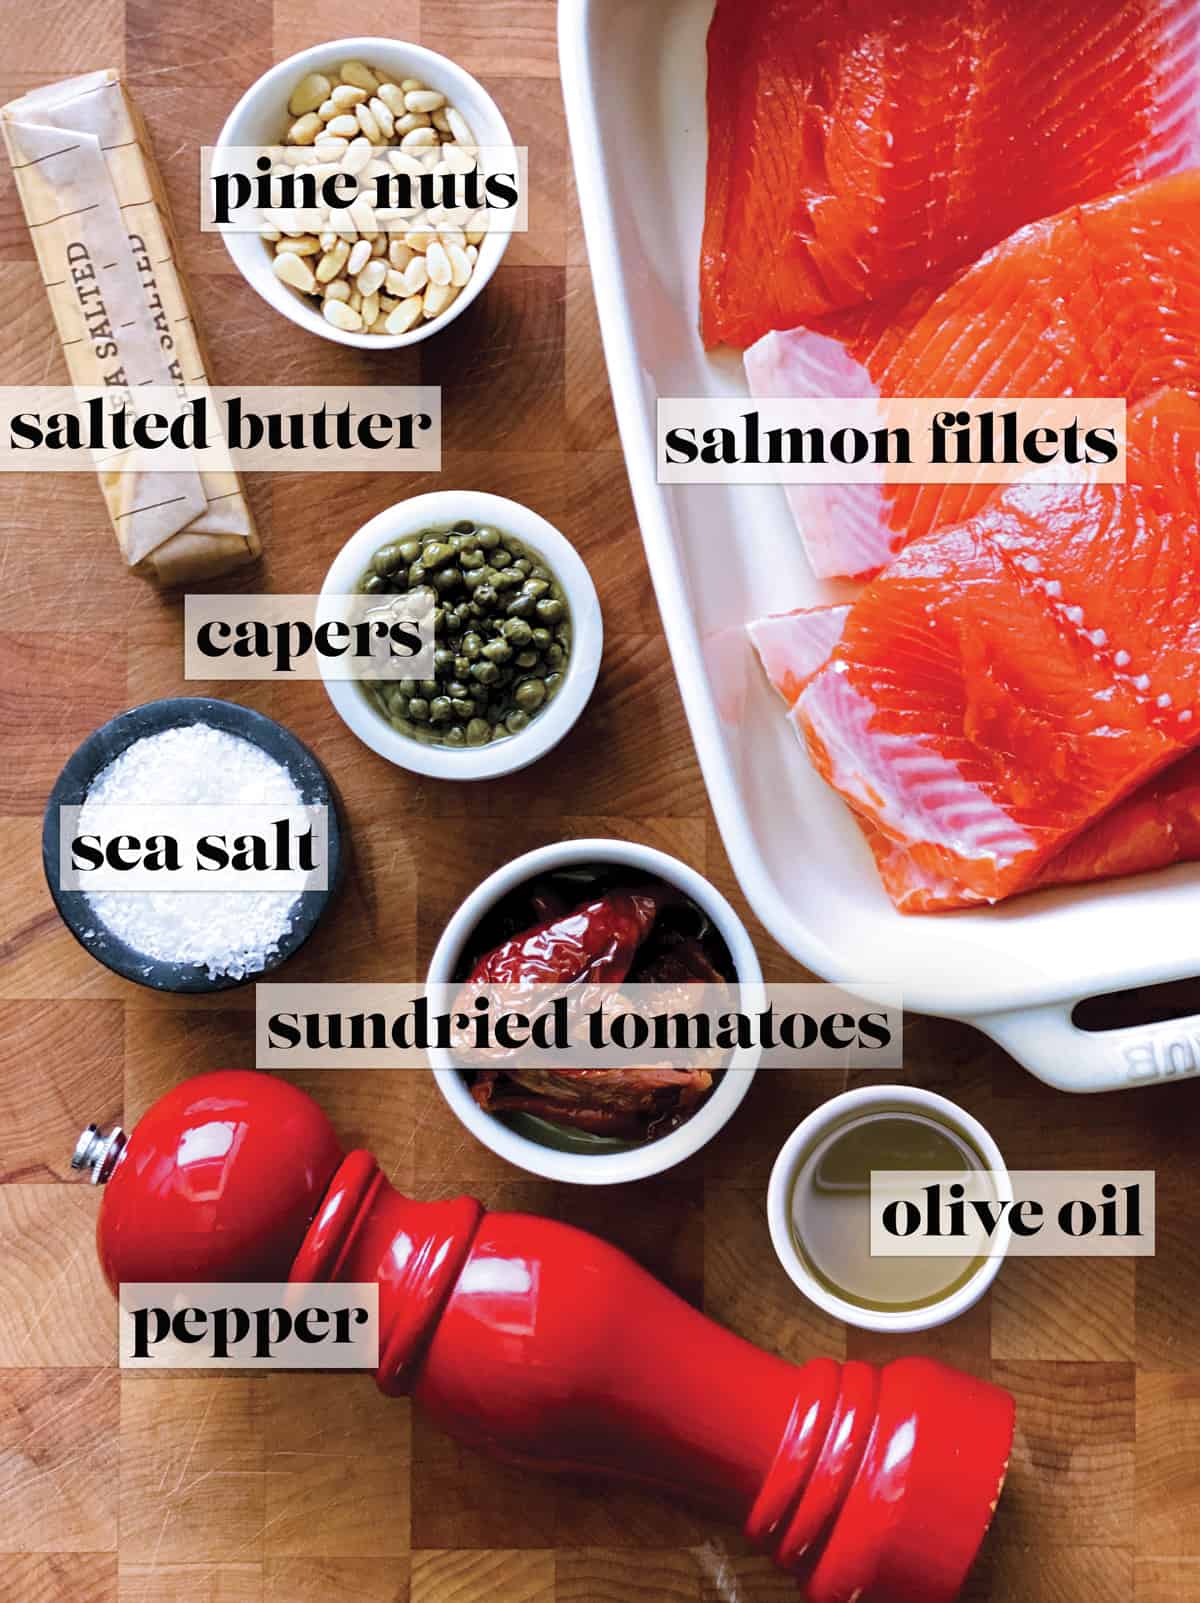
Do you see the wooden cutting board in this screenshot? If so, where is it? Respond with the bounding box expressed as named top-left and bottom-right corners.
top-left (0, 3), bottom-right (1197, 1600)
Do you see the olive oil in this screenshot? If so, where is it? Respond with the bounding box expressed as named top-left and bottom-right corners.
top-left (789, 1107), bottom-right (993, 1313)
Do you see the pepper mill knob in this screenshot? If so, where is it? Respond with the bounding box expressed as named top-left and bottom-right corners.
top-left (88, 1070), bottom-right (344, 1291)
top-left (84, 1071), bottom-right (1014, 1603)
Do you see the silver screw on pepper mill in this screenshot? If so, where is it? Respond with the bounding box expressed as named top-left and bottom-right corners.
top-left (71, 1122), bottom-right (126, 1184)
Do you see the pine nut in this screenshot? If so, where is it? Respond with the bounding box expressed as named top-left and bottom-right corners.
top-left (348, 195), bottom-right (378, 235)
top-left (347, 239), bottom-right (372, 276)
top-left (376, 82), bottom-right (406, 116)
top-left (432, 108), bottom-right (451, 134)
top-left (349, 288), bottom-right (362, 311)
top-left (324, 299), bottom-right (364, 331)
top-left (324, 113), bottom-right (359, 138)
top-left (342, 136), bottom-right (374, 176)
top-left (441, 143), bottom-right (477, 174)
top-left (263, 228), bottom-right (282, 242)
top-left (388, 240), bottom-right (413, 270)
top-left (339, 61), bottom-right (380, 93)
top-left (388, 149), bottom-right (426, 179)
top-left (402, 256), bottom-right (429, 294)
top-left (371, 234), bottom-right (387, 255)
top-left (356, 102), bottom-right (382, 143)
top-left (323, 280), bottom-right (351, 302)
top-left (405, 88), bottom-right (446, 113)
top-left (403, 229), bottom-right (433, 253)
top-left (380, 294), bottom-right (399, 312)
top-left (315, 240), bottom-right (350, 282)
top-left (289, 73), bottom-right (331, 116)
top-left (394, 112), bottom-right (432, 136)
top-left (273, 251), bottom-right (317, 293)
top-left (425, 239), bottom-right (452, 286)
top-left (385, 296), bottom-right (424, 334)
top-left (287, 112), bottom-right (322, 145)
top-left (276, 235), bottom-right (321, 256)
top-left (466, 244), bottom-right (478, 265)
top-left (401, 126), bottom-right (439, 149)
top-left (423, 280), bottom-right (459, 318)
top-left (400, 78), bottom-right (422, 92)
top-left (446, 107), bottom-right (473, 144)
top-left (356, 258), bottom-right (388, 297)
top-left (331, 84), bottom-right (367, 110)
top-left (361, 292), bottom-right (380, 327)
top-left (384, 267), bottom-right (408, 296)
top-left (446, 242), bottom-right (472, 287)
top-left (317, 97), bottom-right (337, 120)
top-left (313, 136), bottom-right (349, 158)
top-left (369, 96), bottom-right (395, 139)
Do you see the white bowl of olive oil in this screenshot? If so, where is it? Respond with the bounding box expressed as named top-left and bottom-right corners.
top-left (767, 1086), bottom-right (1012, 1333)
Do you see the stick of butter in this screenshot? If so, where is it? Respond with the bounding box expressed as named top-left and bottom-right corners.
top-left (2, 69), bottom-right (261, 585)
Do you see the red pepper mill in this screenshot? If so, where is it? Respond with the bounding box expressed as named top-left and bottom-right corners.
top-left (76, 1071), bottom-right (1014, 1603)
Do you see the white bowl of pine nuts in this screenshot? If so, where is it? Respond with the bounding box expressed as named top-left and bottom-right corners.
top-left (215, 38), bottom-right (515, 346)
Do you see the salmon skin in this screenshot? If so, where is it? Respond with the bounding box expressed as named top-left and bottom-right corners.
top-left (744, 171), bottom-right (1200, 579)
top-left (701, 0), bottom-right (1200, 348)
top-left (750, 605), bottom-right (1200, 912)
top-left (777, 389), bottom-right (1200, 912)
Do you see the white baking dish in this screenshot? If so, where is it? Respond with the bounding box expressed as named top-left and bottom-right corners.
top-left (559, 0), bottom-right (1200, 1094)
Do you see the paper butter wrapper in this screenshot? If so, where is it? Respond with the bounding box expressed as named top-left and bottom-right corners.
top-left (1, 69), bottom-right (260, 585)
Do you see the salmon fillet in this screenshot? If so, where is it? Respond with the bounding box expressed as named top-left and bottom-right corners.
top-left (744, 171), bottom-right (1200, 578)
top-left (702, 0), bottom-right (1200, 347)
top-left (750, 604), bottom-right (1200, 911)
top-left (780, 389), bottom-right (1200, 911)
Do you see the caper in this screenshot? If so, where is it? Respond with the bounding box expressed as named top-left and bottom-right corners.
top-left (513, 558), bottom-right (532, 576)
top-left (363, 573), bottom-right (385, 593)
top-left (471, 661), bottom-right (501, 686)
top-left (461, 633), bottom-right (482, 660)
top-left (515, 650), bottom-right (538, 668)
top-left (460, 549), bottom-right (486, 571)
top-left (492, 568), bottom-right (523, 592)
top-left (463, 566), bottom-right (491, 591)
top-left (503, 618), bottom-right (533, 646)
top-left (434, 647), bottom-right (456, 673)
top-left (546, 643), bottom-right (565, 669)
top-left (434, 567), bottom-right (461, 595)
top-left (474, 584), bottom-right (498, 609)
top-left (420, 679), bottom-right (438, 697)
top-left (371, 541), bottom-right (406, 574)
top-left (454, 519), bottom-right (475, 535)
top-left (531, 627), bottom-right (552, 648)
top-left (536, 598), bottom-right (565, 624)
top-left (545, 671), bottom-right (562, 693)
top-left (477, 527), bottom-right (500, 549)
top-left (408, 698), bottom-right (430, 722)
top-left (482, 639), bottom-right (512, 664)
top-left (429, 696), bottom-right (453, 723)
top-left (515, 678), bottom-right (546, 713)
top-left (466, 718), bottom-right (491, 746)
top-left (451, 697), bottom-right (475, 719)
top-left (506, 594), bottom-right (535, 619)
top-left (422, 540), bottom-right (452, 569)
top-left (491, 548), bottom-right (512, 569)
top-left (556, 623), bottom-right (571, 645)
top-left (523, 578), bottom-right (550, 600)
top-left (399, 538), bottom-right (423, 562)
top-left (443, 612), bottom-right (463, 636)
top-left (444, 724), bottom-right (466, 746)
top-left (408, 561), bottom-right (426, 587)
top-left (505, 709), bottom-right (530, 734)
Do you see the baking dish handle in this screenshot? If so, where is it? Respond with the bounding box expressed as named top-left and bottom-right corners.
top-left (977, 1000), bottom-right (1200, 1093)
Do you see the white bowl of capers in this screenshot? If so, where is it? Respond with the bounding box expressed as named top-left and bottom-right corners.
top-left (319, 491), bottom-right (603, 780)
top-left (214, 37), bottom-right (515, 346)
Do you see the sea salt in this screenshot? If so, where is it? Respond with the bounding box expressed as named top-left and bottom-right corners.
top-left (78, 724), bottom-right (305, 980)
